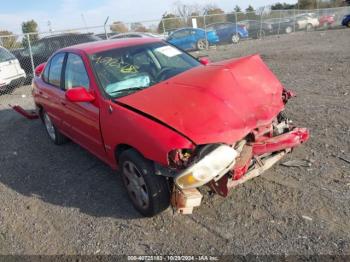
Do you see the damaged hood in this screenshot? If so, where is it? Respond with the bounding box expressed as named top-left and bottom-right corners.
top-left (117, 55), bottom-right (285, 145)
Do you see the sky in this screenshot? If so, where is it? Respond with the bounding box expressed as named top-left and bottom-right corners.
top-left (0, 0), bottom-right (296, 34)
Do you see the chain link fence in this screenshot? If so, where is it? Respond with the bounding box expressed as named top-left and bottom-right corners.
top-left (0, 6), bottom-right (349, 104)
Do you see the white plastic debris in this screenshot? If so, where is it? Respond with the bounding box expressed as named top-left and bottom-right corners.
top-left (302, 215), bottom-right (313, 221)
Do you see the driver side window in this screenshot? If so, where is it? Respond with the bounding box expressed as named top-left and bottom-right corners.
top-left (64, 53), bottom-right (90, 90)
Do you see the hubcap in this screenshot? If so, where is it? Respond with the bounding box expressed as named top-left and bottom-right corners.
top-left (44, 113), bottom-right (56, 141)
top-left (122, 161), bottom-right (150, 210)
top-left (286, 27), bottom-right (292, 34)
top-left (232, 34), bottom-right (239, 43)
top-left (198, 40), bottom-right (206, 50)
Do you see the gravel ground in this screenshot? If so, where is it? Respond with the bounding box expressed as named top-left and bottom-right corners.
top-left (0, 29), bottom-right (349, 255)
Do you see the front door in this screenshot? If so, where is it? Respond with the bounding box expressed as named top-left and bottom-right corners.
top-left (61, 52), bottom-right (105, 159)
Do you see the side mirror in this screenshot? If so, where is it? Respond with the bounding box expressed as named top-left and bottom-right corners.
top-left (198, 57), bottom-right (210, 66)
top-left (65, 87), bottom-right (95, 103)
top-left (35, 63), bottom-right (46, 77)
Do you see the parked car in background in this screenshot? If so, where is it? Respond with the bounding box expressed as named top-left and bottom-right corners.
top-left (268, 18), bottom-right (295, 34)
top-left (167, 28), bottom-right (219, 51)
top-left (342, 14), bottom-right (350, 27)
top-left (318, 15), bottom-right (335, 28)
top-left (295, 13), bottom-right (320, 31)
top-left (12, 33), bottom-right (101, 79)
top-left (111, 32), bottom-right (165, 40)
top-left (95, 32), bottom-right (118, 40)
top-left (238, 20), bottom-right (273, 39)
top-left (0, 46), bottom-right (26, 92)
top-left (206, 22), bottom-right (248, 44)
top-left (31, 38), bottom-right (309, 216)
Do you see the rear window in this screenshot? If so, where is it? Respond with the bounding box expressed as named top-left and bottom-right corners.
top-left (0, 48), bottom-right (16, 62)
top-left (48, 53), bottom-right (65, 87)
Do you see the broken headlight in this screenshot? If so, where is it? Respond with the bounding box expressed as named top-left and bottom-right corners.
top-left (175, 145), bottom-right (237, 189)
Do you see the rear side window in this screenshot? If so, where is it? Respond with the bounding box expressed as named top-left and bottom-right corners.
top-left (42, 62), bottom-right (50, 82)
top-left (0, 48), bottom-right (15, 62)
top-left (64, 53), bottom-right (89, 90)
top-left (48, 53), bottom-right (65, 87)
top-left (172, 30), bottom-right (189, 38)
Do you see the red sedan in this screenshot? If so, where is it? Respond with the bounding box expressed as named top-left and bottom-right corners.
top-left (32, 38), bottom-right (309, 216)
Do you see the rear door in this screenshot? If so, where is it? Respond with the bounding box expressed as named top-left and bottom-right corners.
top-left (61, 52), bottom-right (105, 158)
top-left (0, 48), bottom-right (19, 81)
top-left (38, 52), bottom-right (67, 130)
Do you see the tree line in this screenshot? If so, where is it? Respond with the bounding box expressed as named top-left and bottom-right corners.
top-left (110, 0), bottom-right (349, 34)
top-left (0, 20), bottom-right (38, 49)
top-left (1, 0), bottom-right (349, 49)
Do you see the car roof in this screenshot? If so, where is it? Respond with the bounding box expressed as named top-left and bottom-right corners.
top-left (61, 38), bottom-right (163, 54)
top-left (42, 33), bottom-right (96, 39)
top-left (172, 27), bottom-right (198, 32)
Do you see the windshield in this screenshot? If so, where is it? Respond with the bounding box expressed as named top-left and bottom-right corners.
top-left (90, 42), bottom-right (200, 98)
top-left (0, 48), bottom-right (16, 62)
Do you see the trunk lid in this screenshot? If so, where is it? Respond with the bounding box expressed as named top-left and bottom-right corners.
top-left (117, 55), bottom-right (285, 145)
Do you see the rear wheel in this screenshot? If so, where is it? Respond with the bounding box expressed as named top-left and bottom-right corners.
top-left (306, 23), bottom-right (313, 31)
top-left (42, 111), bottom-right (68, 145)
top-left (231, 34), bottom-right (240, 44)
top-left (285, 26), bottom-right (293, 34)
top-left (196, 39), bottom-right (208, 50)
top-left (120, 149), bottom-right (170, 217)
top-left (347, 21), bottom-right (350, 28)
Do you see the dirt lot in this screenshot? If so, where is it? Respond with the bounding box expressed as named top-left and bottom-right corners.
top-left (0, 29), bottom-right (349, 255)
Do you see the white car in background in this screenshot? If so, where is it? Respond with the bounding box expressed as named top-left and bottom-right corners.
top-left (0, 46), bottom-right (26, 91)
top-left (111, 32), bottom-right (166, 40)
top-left (295, 13), bottom-right (320, 31)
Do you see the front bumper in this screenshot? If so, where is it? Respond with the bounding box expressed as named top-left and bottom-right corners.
top-left (209, 127), bottom-right (309, 197)
top-left (172, 125), bottom-right (309, 214)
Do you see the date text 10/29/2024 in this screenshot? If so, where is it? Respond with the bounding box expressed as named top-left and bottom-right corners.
top-left (127, 255), bottom-right (219, 261)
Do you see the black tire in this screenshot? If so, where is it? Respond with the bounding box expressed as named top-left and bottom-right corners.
top-left (42, 111), bottom-right (68, 145)
top-left (347, 21), bottom-right (350, 28)
top-left (196, 39), bottom-right (208, 50)
top-left (119, 149), bottom-right (170, 217)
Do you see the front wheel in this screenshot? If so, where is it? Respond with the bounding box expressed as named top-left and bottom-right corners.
top-left (231, 34), bottom-right (240, 44)
top-left (196, 39), bottom-right (208, 50)
top-left (120, 149), bottom-right (170, 217)
top-left (347, 21), bottom-right (350, 28)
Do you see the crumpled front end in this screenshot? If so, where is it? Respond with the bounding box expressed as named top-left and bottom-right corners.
top-left (171, 114), bottom-right (309, 214)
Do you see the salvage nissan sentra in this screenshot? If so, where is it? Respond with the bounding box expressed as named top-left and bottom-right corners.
top-left (31, 38), bottom-right (309, 217)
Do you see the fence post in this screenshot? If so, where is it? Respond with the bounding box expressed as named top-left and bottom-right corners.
top-left (293, 8), bottom-right (296, 32)
top-left (104, 16), bottom-right (109, 39)
top-left (278, 9), bottom-right (282, 35)
top-left (161, 19), bottom-right (166, 35)
top-left (235, 11), bottom-right (238, 39)
top-left (260, 8), bottom-right (263, 39)
top-left (203, 14), bottom-right (208, 51)
top-left (27, 34), bottom-right (35, 78)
